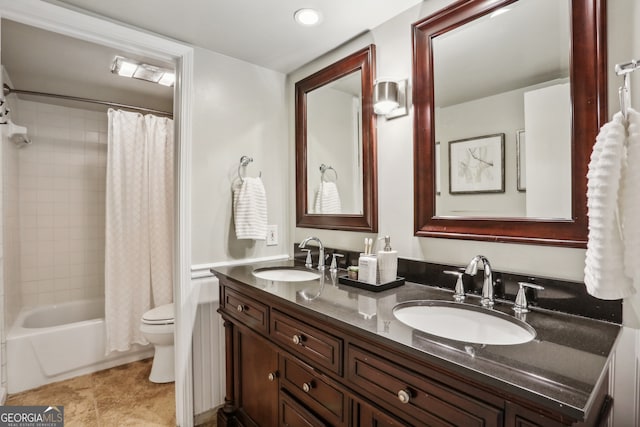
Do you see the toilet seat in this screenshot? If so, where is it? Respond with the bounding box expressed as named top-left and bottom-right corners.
top-left (142, 303), bottom-right (175, 325)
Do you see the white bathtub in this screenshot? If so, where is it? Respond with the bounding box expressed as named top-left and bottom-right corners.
top-left (7, 299), bottom-right (153, 393)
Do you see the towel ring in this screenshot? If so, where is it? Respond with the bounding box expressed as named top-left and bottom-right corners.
top-left (320, 164), bottom-right (338, 182)
top-left (238, 155), bottom-right (261, 183)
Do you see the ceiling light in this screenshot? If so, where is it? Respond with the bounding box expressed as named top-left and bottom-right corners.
top-left (158, 72), bottom-right (175, 87)
top-left (112, 57), bottom-right (138, 77)
top-left (111, 56), bottom-right (175, 87)
top-left (294, 8), bottom-right (321, 26)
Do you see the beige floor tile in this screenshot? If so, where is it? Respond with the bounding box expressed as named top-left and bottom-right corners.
top-left (5, 358), bottom-right (175, 427)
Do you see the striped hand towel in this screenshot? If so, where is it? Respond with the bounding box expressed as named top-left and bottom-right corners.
top-left (585, 111), bottom-right (635, 299)
top-left (313, 181), bottom-right (342, 214)
top-left (233, 177), bottom-right (267, 240)
top-left (621, 108), bottom-right (640, 287)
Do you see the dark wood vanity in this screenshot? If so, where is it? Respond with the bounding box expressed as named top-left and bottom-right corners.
top-left (215, 263), bottom-right (617, 427)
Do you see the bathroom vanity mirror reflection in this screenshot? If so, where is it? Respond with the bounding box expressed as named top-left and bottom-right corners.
top-left (413, 0), bottom-right (606, 246)
top-left (295, 45), bottom-right (378, 232)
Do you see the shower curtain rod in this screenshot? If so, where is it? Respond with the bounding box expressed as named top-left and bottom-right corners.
top-left (2, 84), bottom-right (173, 118)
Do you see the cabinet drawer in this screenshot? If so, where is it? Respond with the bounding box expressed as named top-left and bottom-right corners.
top-left (271, 309), bottom-right (343, 375)
top-left (280, 354), bottom-right (347, 426)
top-left (347, 345), bottom-right (503, 427)
top-left (224, 287), bottom-right (268, 333)
top-left (280, 391), bottom-right (328, 427)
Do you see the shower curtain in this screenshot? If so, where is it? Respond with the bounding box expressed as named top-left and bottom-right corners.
top-left (105, 109), bottom-right (174, 353)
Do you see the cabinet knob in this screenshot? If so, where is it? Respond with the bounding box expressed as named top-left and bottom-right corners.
top-left (237, 304), bottom-right (245, 312)
top-left (302, 381), bottom-right (314, 393)
top-left (397, 389), bottom-right (411, 404)
top-left (292, 334), bottom-right (303, 345)
top-left (267, 371), bottom-right (278, 381)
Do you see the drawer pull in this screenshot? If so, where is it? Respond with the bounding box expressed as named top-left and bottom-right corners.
top-left (267, 371), bottom-right (278, 381)
top-left (302, 381), bottom-right (314, 393)
top-left (292, 334), bottom-right (303, 345)
top-left (236, 304), bottom-right (245, 312)
top-left (397, 389), bottom-right (411, 404)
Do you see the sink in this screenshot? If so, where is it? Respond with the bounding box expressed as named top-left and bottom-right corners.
top-left (393, 300), bottom-right (535, 345)
top-left (252, 267), bottom-right (321, 282)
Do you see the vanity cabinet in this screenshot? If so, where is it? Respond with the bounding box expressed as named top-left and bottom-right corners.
top-left (217, 275), bottom-right (611, 427)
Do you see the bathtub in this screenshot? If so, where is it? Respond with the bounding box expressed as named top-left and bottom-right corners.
top-left (7, 299), bottom-right (153, 393)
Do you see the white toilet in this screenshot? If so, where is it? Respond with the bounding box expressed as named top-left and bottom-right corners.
top-left (140, 303), bottom-right (175, 383)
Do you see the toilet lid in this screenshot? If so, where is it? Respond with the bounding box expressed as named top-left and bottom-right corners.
top-left (142, 303), bottom-right (175, 324)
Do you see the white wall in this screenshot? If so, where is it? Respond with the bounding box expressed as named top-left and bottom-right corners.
top-left (190, 46), bottom-right (289, 267)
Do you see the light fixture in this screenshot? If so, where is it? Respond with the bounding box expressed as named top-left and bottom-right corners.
top-left (111, 56), bottom-right (175, 87)
top-left (374, 78), bottom-right (408, 119)
top-left (294, 8), bottom-right (321, 26)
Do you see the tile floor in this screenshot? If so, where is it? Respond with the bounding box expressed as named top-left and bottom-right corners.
top-left (6, 358), bottom-right (176, 426)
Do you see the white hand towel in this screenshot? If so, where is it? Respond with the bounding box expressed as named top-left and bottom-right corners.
top-left (621, 108), bottom-right (640, 285)
top-left (585, 111), bottom-right (636, 299)
top-left (233, 177), bottom-right (267, 240)
top-left (313, 181), bottom-right (342, 214)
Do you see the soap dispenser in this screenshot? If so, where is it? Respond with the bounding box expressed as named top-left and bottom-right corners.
top-left (377, 236), bottom-right (398, 284)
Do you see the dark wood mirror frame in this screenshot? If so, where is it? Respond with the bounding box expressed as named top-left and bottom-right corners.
top-left (412, 0), bottom-right (606, 247)
top-left (295, 44), bottom-right (378, 232)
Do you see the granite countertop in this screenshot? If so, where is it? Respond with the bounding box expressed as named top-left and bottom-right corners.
top-left (213, 259), bottom-right (621, 421)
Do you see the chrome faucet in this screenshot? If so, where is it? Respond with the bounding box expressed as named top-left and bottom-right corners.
top-left (299, 237), bottom-right (325, 271)
top-left (464, 255), bottom-right (495, 307)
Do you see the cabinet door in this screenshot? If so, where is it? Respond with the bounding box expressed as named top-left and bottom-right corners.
top-left (352, 398), bottom-right (408, 427)
top-left (280, 391), bottom-right (328, 427)
top-left (236, 326), bottom-right (279, 427)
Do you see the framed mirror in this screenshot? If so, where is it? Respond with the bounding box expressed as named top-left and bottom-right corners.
top-left (413, 0), bottom-right (606, 247)
top-left (295, 44), bottom-right (378, 232)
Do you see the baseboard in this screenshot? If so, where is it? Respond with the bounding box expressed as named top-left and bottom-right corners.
top-left (194, 404), bottom-right (222, 426)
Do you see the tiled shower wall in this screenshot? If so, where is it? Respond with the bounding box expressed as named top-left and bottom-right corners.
top-left (14, 99), bottom-right (107, 307)
top-left (2, 88), bottom-right (22, 394)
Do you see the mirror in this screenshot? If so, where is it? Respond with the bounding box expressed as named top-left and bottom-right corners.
top-left (296, 45), bottom-right (378, 232)
top-left (413, 0), bottom-right (606, 246)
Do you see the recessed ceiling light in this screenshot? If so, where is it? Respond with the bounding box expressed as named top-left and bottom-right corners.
top-left (294, 8), bottom-right (321, 26)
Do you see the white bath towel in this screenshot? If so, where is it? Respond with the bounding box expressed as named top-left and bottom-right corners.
top-left (585, 111), bottom-right (636, 299)
top-left (313, 181), bottom-right (342, 214)
top-left (621, 109), bottom-right (640, 284)
top-left (233, 177), bottom-right (267, 240)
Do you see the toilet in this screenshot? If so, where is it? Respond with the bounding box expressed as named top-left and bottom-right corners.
top-left (140, 303), bottom-right (175, 383)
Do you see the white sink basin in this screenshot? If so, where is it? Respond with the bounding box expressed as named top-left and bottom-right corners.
top-left (252, 267), bottom-right (321, 282)
top-left (393, 300), bottom-right (535, 345)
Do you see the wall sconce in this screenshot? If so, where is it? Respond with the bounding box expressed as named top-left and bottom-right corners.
top-left (373, 78), bottom-right (408, 119)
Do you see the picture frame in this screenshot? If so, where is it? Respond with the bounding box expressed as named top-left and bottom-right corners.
top-left (516, 129), bottom-right (526, 191)
top-left (448, 133), bottom-right (505, 194)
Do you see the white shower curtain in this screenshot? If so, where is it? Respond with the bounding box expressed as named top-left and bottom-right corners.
top-left (105, 109), bottom-right (174, 353)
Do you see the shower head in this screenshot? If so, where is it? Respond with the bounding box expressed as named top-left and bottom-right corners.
top-left (11, 133), bottom-right (32, 147)
top-left (2, 119), bottom-right (32, 148)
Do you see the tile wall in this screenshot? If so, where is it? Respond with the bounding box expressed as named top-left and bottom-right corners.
top-left (14, 100), bottom-right (107, 308)
top-left (2, 90), bottom-right (22, 393)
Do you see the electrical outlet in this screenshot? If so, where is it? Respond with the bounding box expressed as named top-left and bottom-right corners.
top-left (266, 225), bottom-right (278, 246)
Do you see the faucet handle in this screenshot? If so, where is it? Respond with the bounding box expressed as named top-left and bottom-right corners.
top-left (302, 249), bottom-right (312, 268)
top-left (513, 282), bottom-right (544, 313)
top-left (330, 253), bottom-right (344, 271)
top-left (444, 270), bottom-right (465, 301)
